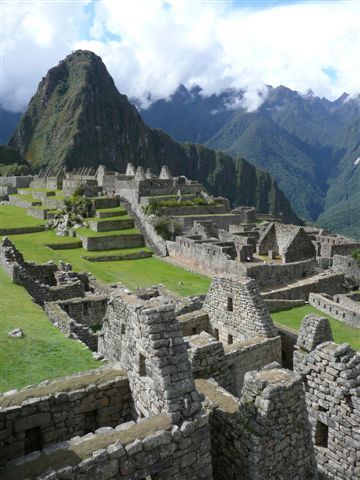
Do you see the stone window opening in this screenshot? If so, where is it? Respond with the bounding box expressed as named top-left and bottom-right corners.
top-left (84, 410), bottom-right (98, 434)
top-left (227, 297), bottom-right (233, 312)
top-left (314, 420), bottom-right (328, 448)
top-left (139, 353), bottom-right (147, 377)
top-left (228, 334), bottom-right (233, 345)
top-left (214, 328), bottom-right (219, 341)
top-left (24, 426), bottom-right (42, 454)
top-left (121, 324), bottom-right (126, 335)
top-left (83, 302), bottom-right (89, 315)
top-left (192, 327), bottom-right (197, 335)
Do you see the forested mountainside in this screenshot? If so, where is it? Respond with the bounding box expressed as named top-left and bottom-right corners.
top-left (6, 50), bottom-right (300, 224)
top-left (142, 85), bottom-right (360, 238)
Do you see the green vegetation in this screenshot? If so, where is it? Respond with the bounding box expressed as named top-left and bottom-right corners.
top-left (5, 228), bottom-right (209, 296)
top-left (8, 49), bottom-right (299, 224)
top-left (351, 248), bottom-right (360, 266)
top-left (143, 196), bottom-right (217, 215)
top-left (0, 204), bottom-right (44, 228)
top-left (0, 269), bottom-right (101, 392)
top-left (0, 145), bottom-right (31, 176)
top-left (47, 188), bottom-right (93, 233)
top-left (152, 216), bottom-right (182, 240)
top-left (272, 305), bottom-right (360, 351)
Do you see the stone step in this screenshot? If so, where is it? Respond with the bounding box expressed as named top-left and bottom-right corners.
top-left (88, 217), bottom-right (135, 232)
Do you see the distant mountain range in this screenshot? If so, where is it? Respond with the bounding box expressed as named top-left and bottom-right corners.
top-left (141, 85), bottom-right (360, 238)
top-left (2, 50), bottom-right (300, 224)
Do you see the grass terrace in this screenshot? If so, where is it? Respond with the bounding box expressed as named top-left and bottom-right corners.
top-left (7, 229), bottom-right (210, 296)
top-left (0, 205), bottom-right (45, 228)
top-left (0, 269), bottom-right (101, 392)
top-left (272, 305), bottom-right (360, 351)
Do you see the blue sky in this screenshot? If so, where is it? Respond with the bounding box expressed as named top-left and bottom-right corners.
top-left (2, 0), bottom-right (359, 112)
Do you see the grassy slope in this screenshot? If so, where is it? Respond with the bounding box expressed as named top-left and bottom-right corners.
top-left (0, 269), bottom-right (101, 392)
top-left (272, 305), bottom-right (360, 351)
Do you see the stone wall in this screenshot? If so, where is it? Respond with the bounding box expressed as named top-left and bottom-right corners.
top-left (0, 413), bottom-right (213, 480)
top-left (243, 258), bottom-right (316, 286)
top-left (264, 298), bottom-right (305, 312)
top-left (294, 322), bottom-right (360, 480)
top-left (44, 302), bottom-right (99, 350)
top-left (0, 368), bottom-right (132, 465)
top-left (262, 272), bottom-right (346, 300)
top-left (203, 276), bottom-right (278, 340)
top-left (176, 309), bottom-right (210, 336)
top-left (197, 366), bottom-right (317, 480)
top-left (0, 176), bottom-right (33, 188)
top-left (98, 289), bottom-right (203, 423)
top-left (88, 218), bottom-right (134, 232)
top-left (168, 236), bottom-right (318, 287)
top-left (224, 336), bottom-right (282, 395)
top-left (309, 292), bottom-right (360, 328)
top-left (321, 241), bottom-right (360, 258)
top-left (9, 195), bottom-right (41, 208)
top-left (177, 213), bottom-right (243, 231)
top-left (156, 203), bottom-right (229, 217)
top-left (332, 254), bottom-right (360, 285)
top-left (56, 295), bottom-right (109, 327)
top-left (276, 325), bottom-right (298, 369)
top-left (79, 233), bottom-right (144, 251)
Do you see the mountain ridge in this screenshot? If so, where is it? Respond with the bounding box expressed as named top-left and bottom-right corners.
top-left (7, 50), bottom-right (301, 224)
top-left (141, 84), bottom-right (360, 238)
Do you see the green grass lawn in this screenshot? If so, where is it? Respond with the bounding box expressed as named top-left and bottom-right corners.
top-left (0, 205), bottom-right (45, 228)
top-left (272, 305), bottom-right (360, 351)
top-left (0, 269), bottom-right (101, 393)
top-left (8, 231), bottom-right (210, 296)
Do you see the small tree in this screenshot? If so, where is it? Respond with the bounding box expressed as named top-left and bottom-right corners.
top-left (152, 216), bottom-right (182, 241)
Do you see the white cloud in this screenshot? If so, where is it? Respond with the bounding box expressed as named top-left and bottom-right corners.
top-left (1, 0), bottom-right (359, 112)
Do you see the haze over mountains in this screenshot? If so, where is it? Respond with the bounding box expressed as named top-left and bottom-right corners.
top-left (141, 85), bottom-right (360, 239)
top-left (3, 50), bottom-right (300, 225)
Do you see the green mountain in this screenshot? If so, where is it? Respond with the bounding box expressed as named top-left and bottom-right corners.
top-left (8, 50), bottom-right (300, 224)
top-left (142, 85), bottom-right (360, 238)
top-left (0, 145), bottom-right (31, 176)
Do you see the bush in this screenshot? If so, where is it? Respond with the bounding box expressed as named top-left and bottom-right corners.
top-left (152, 216), bottom-right (182, 241)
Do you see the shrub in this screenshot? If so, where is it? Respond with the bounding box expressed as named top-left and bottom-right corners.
top-left (152, 216), bottom-right (182, 241)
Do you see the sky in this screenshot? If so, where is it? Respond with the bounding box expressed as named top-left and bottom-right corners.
top-left (1, 0), bottom-right (359, 112)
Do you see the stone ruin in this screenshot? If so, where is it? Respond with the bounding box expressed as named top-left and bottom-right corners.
top-left (1, 240), bottom-right (359, 478)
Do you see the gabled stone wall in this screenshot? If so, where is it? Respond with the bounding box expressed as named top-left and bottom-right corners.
top-left (203, 276), bottom-right (278, 340)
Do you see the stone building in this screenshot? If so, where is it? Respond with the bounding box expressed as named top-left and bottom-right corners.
top-left (294, 315), bottom-right (360, 480)
top-left (257, 222), bottom-right (316, 263)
